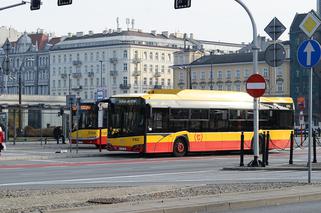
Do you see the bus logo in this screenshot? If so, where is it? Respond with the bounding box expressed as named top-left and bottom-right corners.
top-left (194, 133), bottom-right (203, 142)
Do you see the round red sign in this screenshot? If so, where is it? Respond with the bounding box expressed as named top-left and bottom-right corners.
top-left (246, 74), bottom-right (266, 98)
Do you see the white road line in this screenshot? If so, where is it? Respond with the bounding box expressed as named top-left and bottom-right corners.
top-left (1, 170), bottom-right (319, 186)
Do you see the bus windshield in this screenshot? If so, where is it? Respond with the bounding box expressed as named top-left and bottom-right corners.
top-left (73, 104), bottom-right (98, 129)
top-left (108, 98), bottom-right (145, 138)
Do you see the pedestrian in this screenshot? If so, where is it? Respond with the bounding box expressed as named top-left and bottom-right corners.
top-left (0, 126), bottom-right (6, 155)
top-left (53, 126), bottom-right (65, 144)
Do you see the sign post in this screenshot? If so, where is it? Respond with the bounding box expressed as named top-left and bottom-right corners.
top-left (298, 11), bottom-right (321, 184)
top-left (246, 74), bottom-right (266, 166)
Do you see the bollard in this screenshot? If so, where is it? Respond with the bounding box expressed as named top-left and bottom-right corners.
top-left (313, 130), bottom-right (317, 163)
top-left (261, 132), bottom-right (266, 167)
top-left (240, 132), bottom-right (244, 167)
top-left (265, 131), bottom-right (270, 166)
top-left (289, 131), bottom-right (294, 165)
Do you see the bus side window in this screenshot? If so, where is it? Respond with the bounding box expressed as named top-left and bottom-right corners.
top-left (209, 109), bottom-right (228, 131)
top-left (150, 108), bottom-right (169, 132)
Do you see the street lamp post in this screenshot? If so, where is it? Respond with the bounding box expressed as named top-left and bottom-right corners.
top-left (18, 57), bottom-right (34, 135)
top-left (68, 73), bottom-right (71, 95)
top-left (99, 60), bottom-right (103, 87)
top-left (234, 0), bottom-right (260, 166)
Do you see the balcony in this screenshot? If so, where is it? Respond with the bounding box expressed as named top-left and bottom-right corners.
top-left (88, 72), bottom-right (94, 78)
top-left (132, 57), bottom-right (142, 64)
top-left (72, 73), bottom-right (82, 78)
top-left (154, 72), bottom-right (161, 78)
top-left (120, 84), bottom-right (131, 90)
top-left (110, 70), bottom-right (118, 76)
top-left (61, 73), bottom-right (67, 78)
top-left (110, 57), bottom-right (118, 64)
top-left (132, 70), bottom-right (141, 76)
top-left (73, 60), bottom-right (82, 66)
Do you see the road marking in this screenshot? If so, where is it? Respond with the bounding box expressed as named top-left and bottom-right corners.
top-left (1, 170), bottom-right (319, 186)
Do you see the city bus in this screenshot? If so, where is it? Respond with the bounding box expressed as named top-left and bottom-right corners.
top-left (106, 89), bottom-right (294, 156)
top-left (71, 101), bottom-right (108, 148)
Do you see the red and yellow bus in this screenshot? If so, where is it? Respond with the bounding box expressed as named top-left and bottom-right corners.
top-left (71, 102), bottom-right (108, 148)
top-left (106, 89), bottom-right (294, 156)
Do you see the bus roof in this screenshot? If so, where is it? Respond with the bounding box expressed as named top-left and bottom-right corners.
top-left (111, 89), bottom-right (293, 110)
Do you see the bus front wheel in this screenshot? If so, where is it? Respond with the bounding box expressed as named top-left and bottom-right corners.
top-left (173, 138), bottom-right (187, 157)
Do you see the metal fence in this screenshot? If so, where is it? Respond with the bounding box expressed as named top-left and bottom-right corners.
top-left (0, 105), bottom-right (69, 144)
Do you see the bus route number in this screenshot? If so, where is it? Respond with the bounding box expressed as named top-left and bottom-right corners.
top-left (194, 133), bottom-right (203, 142)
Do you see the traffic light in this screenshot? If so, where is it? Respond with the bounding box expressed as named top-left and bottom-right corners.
top-left (30, 0), bottom-right (41, 10)
top-left (58, 0), bottom-right (72, 6)
top-left (58, 107), bottom-right (64, 116)
top-left (174, 0), bottom-right (191, 9)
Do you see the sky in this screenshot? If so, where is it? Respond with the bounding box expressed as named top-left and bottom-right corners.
top-left (0, 0), bottom-right (316, 44)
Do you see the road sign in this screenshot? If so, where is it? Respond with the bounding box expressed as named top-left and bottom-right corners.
top-left (246, 74), bottom-right (266, 98)
top-left (96, 88), bottom-right (105, 101)
top-left (297, 96), bottom-right (305, 110)
top-left (174, 0), bottom-right (191, 9)
top-left (299, 12), bottom-right (321, 38)
top-left (264, 17), bottom-right (286, 41)
top-left (66, 95), bottom-right (76, 107)
top-left (297, 39), bottom-right (321, 68)
top-left (264, 43), bottom-right (286, 67)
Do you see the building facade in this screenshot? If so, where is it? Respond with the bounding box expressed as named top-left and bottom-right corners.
top-left (173, 51), bottom-right (290, 97)
top-left (0, 32), bottom-right (52, 95)
top-left (50, 29), bottom-right (244, 101)
top-left (290, 11), bottom-right (321, 126)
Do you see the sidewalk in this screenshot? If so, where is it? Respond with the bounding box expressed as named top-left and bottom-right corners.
top-left (0, 141), bottom-right (108, 160)
top-left (50, 184), bottom-right (321, 213)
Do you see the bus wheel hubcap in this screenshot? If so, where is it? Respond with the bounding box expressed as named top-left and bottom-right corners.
top-left (177, 143), bottom-right (184, 152)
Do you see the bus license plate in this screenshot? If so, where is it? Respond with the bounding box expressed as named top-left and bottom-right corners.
top-left (119, 147), bottom-right (127, 151)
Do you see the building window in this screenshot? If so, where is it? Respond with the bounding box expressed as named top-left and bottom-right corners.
top-left (52, 80), bottom-right (56, 88)
top-left (263, 67), bottom-right (269, 77)
top-left (161, 53), bottom-right (165, 61)
top-left (96, 78), bottom-right (99, 86)
top-left (123, 77), bottom-right (128, 85)
top-left (84, 78), bottom-right (88, 86)
top-left (192, 72), bottom-right (197, 80)
top-left (218, 71), bottom-right (223, 80)
top-left (155, 65), bottom-right (159, 73)
top-left (161, 65), bottom-right (165, 73)
top-left (134, 77), bottom-right (138, 85)
top-left (84, 53), bottom-right (88, 61)
top-left (113, 77), bottom-right (116, 85)
top-left (277, 81), bottom-right (283, 92)
top-left (144, 52), bottom-right (147, 59)
top-left (168, 54), bottom-right (171, 62)
top-left (276, 67), bottom-right (283, 77)
top-left (149, 52), bottom-right (153, 60)
top-left (149, 65), bottom-right (153, 72)
top-left (143, 78), bottom-right (147, 85)
top-left (96, 52), bottom-right (99, 61)
top-left (149, 78), bottom-right (153, 85)
top-left (123, 63), bottom-right (128, 71)
top-left (167, 79), bottom-right (171, 87)
top-left (90, 52), bottom-right (94, 61)
top-left (236, 70), bottom-right (241, 79)
top-left (123, 50), bottom-right (128, 59)
top-left (155, 53), bottom-right (159, 60)
top-left (144, 64), bottom-right (147, 72)
top-left (244, 69), bottom-right (250, 78)
top-left (235, 82), bottom-right (241, 91)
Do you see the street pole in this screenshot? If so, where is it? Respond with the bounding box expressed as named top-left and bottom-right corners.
top-left (68, 73), bottom-right (71, 95)
top-left (99, 60), bottom-right (103, 87)
top-left (18, 66), bottom-right (22, 135)
top-left (234, 0), bottom-right (260, 166)
top-left (210, 63), bottom-right (213, 90)
top-left (308, 67), bottom-right (313, 183)
top-left (189, 67), bottom-right (192, 89)
top-left (0, 1), bottom-right (26, 11)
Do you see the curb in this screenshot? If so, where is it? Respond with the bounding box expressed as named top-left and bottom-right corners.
top-left (49, 190), bottom-right (321, 213)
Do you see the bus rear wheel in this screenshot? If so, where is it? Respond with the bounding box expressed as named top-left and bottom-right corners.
top-left (173, 138), bottom-right (187, 157)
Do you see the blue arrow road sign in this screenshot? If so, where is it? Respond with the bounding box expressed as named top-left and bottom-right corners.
top-left (297, 39), bottom-right (321, 68)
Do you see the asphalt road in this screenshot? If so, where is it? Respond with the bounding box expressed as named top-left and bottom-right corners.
top-left (221, 200), bottom-right (321, 213)
top-left (0, 141), bottom-right (319, 188)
